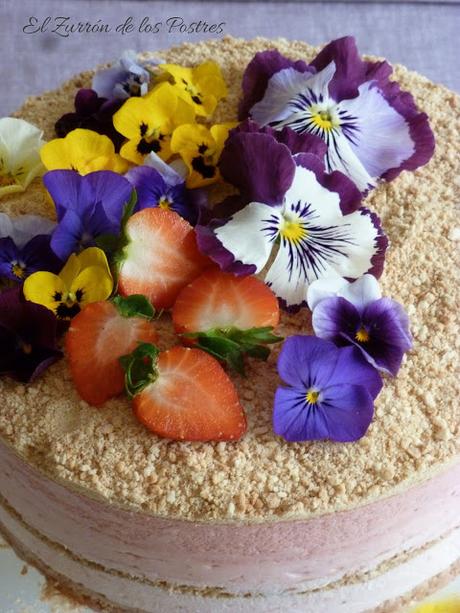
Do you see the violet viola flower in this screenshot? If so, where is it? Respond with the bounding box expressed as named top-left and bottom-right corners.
top-left (273, 335), bottom-right (383, 442)
top-left (125, 154), bottom-right (205, 225)
top-left (55, 89), bottom-right (124, 152)
top-left (196, 126), bottom-right (388, 311)
top-left (0, 287), bottom-right (63, 383)
top-left (0, 213), bottom-right (60, 282)
top-left (307, 274), bottom-right (412, 376)
top-left (43, 170), bottom-right (133, 261)
top-left (239, 37), bottom-right (435, 192)
top-left (92, 50), bottom-right (157, 100)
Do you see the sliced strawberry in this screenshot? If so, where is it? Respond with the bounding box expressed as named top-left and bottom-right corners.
top-left (117, 208), bottom-right (212, 310)
top-left (66, 296), bottom-right (158, 407)
top-left (172, 270), bottom-right (281, 373)
top-left (121, 344), bottom-right (247, 441)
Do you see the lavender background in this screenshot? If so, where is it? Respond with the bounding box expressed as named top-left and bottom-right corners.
top-left (0, 0), bottom-right (459, 117)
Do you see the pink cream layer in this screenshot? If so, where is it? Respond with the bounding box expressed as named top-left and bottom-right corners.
top-left (0, 438), bottom-right (459, 595)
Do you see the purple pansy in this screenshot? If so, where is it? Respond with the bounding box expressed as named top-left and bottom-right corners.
top-left (125, 154), bottom-right (204, 225)
top-left (43, 170), bottom-right (133, 261)
top-left (239, 37), bottom-right (435, 192)
top-left (196, 127), bottom-right (387, 311)
top-left (273, 335), bottom-right (382, 442)
top-left (55, 89), bottom-right (124, 152)
top-left (92, 50), bottom-right (157, 100)
top-left (308, 274), bottom-right (412, 376)
top-left (0, 287), bottom-right (62, 383)
top-left (0, 214), bottom-right (60, 281)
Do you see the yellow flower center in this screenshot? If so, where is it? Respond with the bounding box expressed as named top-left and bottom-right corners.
top-left (158, 198), bottom-right (171, 210)
top-left (280, 217), bottom-right (308, 243)
top-left (311, 110), bottom-right (337, 131)
top-left (355, 326), bottom-right (370, 342)
top-left (306, 389), bottom-right (320, 404)
top-left (11, 263), bottom-right (26, 279)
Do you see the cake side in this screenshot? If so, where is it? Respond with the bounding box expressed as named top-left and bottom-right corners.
top-left (0, 36), bottom-right (458, 523)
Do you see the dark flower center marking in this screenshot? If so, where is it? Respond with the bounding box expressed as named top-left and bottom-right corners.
top-left (191, 156), bottom-right (216, 179)
top-left (192, 95), bottom-right (202, 105)
top-left (198, 143), bottom-right (208, 154)
top-left (11, 261), bottom-right (26, 279)
top-left (180, 77), bottom-right (202, 105)
top-left (140, 122), bottom-right (148, 137)
top-left (56, 303), bottom-right (81, 319)
top-left (137, 138), bottom-right (161, 155)
top-left (53, 291), bottom-right (62, 301)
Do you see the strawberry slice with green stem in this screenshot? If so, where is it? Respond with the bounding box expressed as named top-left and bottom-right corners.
top-left (120, 343), bottom-right (247, 442)
top-left (172, 270), bottom-right (282, 374)
top-left (66, 294), bottom-right (158, 407)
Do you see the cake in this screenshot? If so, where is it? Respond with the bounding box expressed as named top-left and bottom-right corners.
top-left (0, 36), bottom-right (459, 613)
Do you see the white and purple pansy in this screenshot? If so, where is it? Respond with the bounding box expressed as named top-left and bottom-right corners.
top-left (239, 36), bottom-right (435, 192)
top-left (196, 127), bottom-right (388, 311)
top-left (307, 274), bottom-right (412, 376)
top-left (92, 50), bottom-right (158, 100)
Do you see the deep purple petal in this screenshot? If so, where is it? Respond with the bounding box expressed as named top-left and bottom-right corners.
top-left (239, 49), bottom-right (313, 120)
top-left (74, 88), bottom-right (105, 115)
top-left (312, 296), bottom-right (361, 342)
top-left (324, 344), bottom-right (383, 399)
top-left (317, 383), bottom-right (375, 442)
top-left (20, 235), bottom-right (63, 274)
top-left (82, 171), bottom-right (133, 225)
top-left (0, 238), bottom-right (21, 280)
top-left (219, 132), bottom-right (295, 206)
top-left (276, 335), bottom-right (340, 389)
top-left (363, 208), bottom-right (388, 279)
top-left (43, 170), bottom-right (85, 220)
top-left (50, 210), bottom-right (84, 261)
top-left (231, 119), bottom-right (327, 159)
top-left (0, 287), bottom-right (62, 383)
top-left (195, 222), bottom-right (257, 276)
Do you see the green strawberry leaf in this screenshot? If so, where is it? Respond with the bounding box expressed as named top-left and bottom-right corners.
top-left (112, 294), bottom-right (155, 320)
top-left (119, 342), bottom-right (160, 399)
top-left (183, 326), bottom-right (283, 375)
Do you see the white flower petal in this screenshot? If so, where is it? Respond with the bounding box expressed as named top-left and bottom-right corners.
top-left (10, 215), bottom-right (56, 248)
top-left (215, 202), bottom-right (278, 272)
top-left (265, 242), bottom-right (311, 308)
top-left (307, 276), bottom-right (348, 311)
top-left (284, 166), bottom-right (342, 223)
top-left (0, 118), bottom-right (45, 194)
top-left (251, 67), bottom-right (317, 126)
top-left (339, 274), bottom-right (381, 309)
top-left (339, 82), bottom-right (414, 178)
top-left (0, 213), bottom-right (14, 239)
top-left (324, 129), bottom-right (375, 192)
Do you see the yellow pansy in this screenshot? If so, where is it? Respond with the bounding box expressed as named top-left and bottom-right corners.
top-left (411, 598), bottom-right (460, 613)
top-left (113, 82), bottom-right (195, 165)
top-left (0, 118), bottom-right (45, 198)
top-left (24, 247), bottom-right (113, 319)
top-left (40, 129), bottom-right (128, 175)
top-left (170, 122), bottom-right (236, 189)
top-left (159, 61), bottom-right (227, 117)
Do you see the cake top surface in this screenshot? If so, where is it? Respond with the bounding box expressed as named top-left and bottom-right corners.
top-left (0, 36), bottom-right (459, 522)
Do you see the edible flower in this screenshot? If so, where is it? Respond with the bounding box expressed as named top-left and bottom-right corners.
top-left (43, 169), bottom-right (133, 261)
top-left (23, 247), bottom-right (113, 319)
top-left (0, 287), bottom-right (62, 383)
top-left (307, 274), bottom-right (412, 376)
top-left (40, 129), bottom-right (128, 175)
top-left (197, 127), bottom-right (387, 310)
top-left (239, 37), bottom-right (435, 192)
top-left (160, 60), bottom-right (227, 117)
top-left (170, 122), bottom-right (235, 188)
top-left (0, 213), bottom-right (60, 282)
top-left (126, 160), bottom-right (201, 225)
top-left (273, 335), bottom-right (382, 442)
top-left (92, 50), bottom-right (158, 100)
top-left (412, 598), bottom-right (460, 613)
top-left (113, 82), bottom-right (195, 165)
top-left (55, 89), bottom-right (124, 151)
top-left (0, 118), bottom-right (45, 198)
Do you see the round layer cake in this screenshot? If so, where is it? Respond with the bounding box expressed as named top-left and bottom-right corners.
top-left (0, 36), bottom-right (459, 613)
